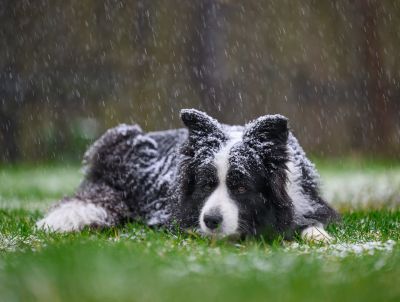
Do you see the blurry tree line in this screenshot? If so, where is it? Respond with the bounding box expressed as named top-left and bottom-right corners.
top-left (0, 0), bottom-right (399, 163)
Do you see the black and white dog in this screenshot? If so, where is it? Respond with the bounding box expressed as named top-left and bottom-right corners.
top-left (37, 109), bottom-right (338, 242)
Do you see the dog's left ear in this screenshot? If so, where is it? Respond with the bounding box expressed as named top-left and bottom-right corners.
top-left (244, 115), bottom-right (293, 234)
top-left (180, 109), bottom-right (227, 157)
top-left (244, 114), bottom-right (288, 143)
top-left (243, 114), bottom-right (289, 165)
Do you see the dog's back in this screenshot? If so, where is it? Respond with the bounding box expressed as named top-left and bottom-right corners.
top-left (82, 125), bottom-right (188, 225)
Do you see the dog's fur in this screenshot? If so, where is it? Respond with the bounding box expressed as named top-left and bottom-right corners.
top-left (37, 109), bottom-right (338, 241)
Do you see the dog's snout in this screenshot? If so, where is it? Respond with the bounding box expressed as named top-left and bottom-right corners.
top-left (203, 213), bottom-right (223, 230)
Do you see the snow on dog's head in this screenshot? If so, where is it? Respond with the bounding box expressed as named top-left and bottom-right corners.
top-left (177, 109), bottom-right (294, 238)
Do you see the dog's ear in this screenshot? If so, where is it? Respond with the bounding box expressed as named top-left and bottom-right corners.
top-left (244, 114), bottom-right (288, 144)
top-left (181, 109), bottom-right (221, 135)
top-left (180, 109), bottom-right (226, 157)
top-left (243, 114), bottom-right (289, 166)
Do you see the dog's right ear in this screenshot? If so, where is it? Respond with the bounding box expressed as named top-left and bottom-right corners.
top-left (180, 109), bottom-right (226, 157)
top-left (180, 109), bottom-right (221, 135)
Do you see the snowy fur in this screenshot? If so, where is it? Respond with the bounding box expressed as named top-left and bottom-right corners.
top-left (37, 109), bottom-right (339, 241)
top-left (36, 200), bottom-right (109, 232)
top-left (286, 160), bottom-right (315, 221)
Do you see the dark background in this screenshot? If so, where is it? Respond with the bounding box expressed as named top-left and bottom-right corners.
top-left (1, 0), bottom-right (399, 163)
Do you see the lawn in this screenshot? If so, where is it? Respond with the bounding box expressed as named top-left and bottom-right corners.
top-left (0, 162), bottom-right (399, 302)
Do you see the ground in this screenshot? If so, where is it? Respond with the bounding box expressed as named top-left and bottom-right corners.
top-left (0, 161), bottom-right (399, 302)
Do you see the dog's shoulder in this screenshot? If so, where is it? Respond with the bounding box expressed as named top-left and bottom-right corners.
top-left (147, 128), bottom-right (188, 156)
top-left (286, 132), bottom-right (340, 226)
top-left (287, 132), bottom-right (320, 190)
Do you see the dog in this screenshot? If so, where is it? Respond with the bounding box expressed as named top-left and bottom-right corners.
top-left (36, 109), bottom-right (339, 242)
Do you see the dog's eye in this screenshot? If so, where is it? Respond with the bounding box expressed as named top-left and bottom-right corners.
top-left (203, 182), bottom-right (216, 191)
top-left (235, 186), bottom-right (247, 194)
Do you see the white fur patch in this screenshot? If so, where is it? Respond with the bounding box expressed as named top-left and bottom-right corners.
top-left (200, 132), bottom-right (242, 236)
top-left (36, 200), bottom-right (109, 232)
top-left (301, 224), bottom-right (332, 243)
top-left (286, 160), bottom-right (315, 220)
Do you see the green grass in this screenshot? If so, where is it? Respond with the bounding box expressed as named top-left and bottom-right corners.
top-left (0, 163), bottom-right (399, 302)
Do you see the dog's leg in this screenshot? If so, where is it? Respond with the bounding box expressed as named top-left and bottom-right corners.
top-left (36, 198), bottom-right (110, 232)
top-left (36, 182), bottom-right (131, 232)
top-left (301, 224), bottom-right (332, 243)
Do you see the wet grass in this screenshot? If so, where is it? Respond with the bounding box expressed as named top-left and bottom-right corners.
top-left (0, 163), bottom-right (399, 302)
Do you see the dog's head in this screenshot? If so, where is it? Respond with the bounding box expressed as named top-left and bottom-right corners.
top-left (176, 109), bottom-right (294, 239)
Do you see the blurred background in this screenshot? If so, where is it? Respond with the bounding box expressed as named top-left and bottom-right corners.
top-left (1, 0), bottom-right (399, 163)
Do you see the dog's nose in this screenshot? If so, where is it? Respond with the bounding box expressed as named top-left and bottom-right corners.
top-left (203, 213), bottom-right (223, 230)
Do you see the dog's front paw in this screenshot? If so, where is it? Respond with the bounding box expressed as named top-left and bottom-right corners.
top-left (36, 200), bottom-right (109, 232)
top-left (301, 225), bottom-right (332, 243)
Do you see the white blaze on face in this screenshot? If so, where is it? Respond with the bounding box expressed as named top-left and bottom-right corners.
top-left (199, 130), bottom-right (242, 236)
